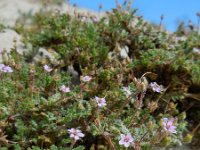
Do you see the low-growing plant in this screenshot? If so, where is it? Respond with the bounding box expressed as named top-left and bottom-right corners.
top-left (1, 1), bottom-right (200, 149)
top-left (0, 49), bottom-right (188, 149)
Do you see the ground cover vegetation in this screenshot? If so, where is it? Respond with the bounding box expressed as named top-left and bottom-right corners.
top-left (0, 1), bottom-right (200, 149)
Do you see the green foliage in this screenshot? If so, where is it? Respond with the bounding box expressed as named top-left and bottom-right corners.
top-left (0, 23), bottom-right (5, 31)
top-left (1, 2), bottom-right (200, 149)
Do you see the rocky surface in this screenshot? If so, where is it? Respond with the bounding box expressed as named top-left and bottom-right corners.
top-left (0, 0), bottom-right (40, 27)
top-left (0, 0), bottom-right (104, 62)
top-left (0, 29), bottom-right (25, 62)
top-left (0, 0), bottom-right (103, 27)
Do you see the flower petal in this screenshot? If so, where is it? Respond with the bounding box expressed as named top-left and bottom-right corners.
top-left (124, 142), bottom-right (130, 147)
top-left (70, 134), bottom-right (75, 138)
top-left (68, 128), bottom-right (75, 133)
top-left (119, 139), bottom-right (124, 145)
top-left (77, 132), bottom-right (85, 137)
top-left (120, 134), bottom-right (125, 139)
top-left (169, 126), bottom-right (177, 133)
top-left (167, 118), bottom-right (174, 126)
top-left (74, 135), bottom-right (80, 141)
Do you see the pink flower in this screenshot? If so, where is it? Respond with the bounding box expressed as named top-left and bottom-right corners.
top-left (162, 118), bottom-right (177, 134)
top-left (95, 96), bottom-right (107, 108)
top-left (92, 17), bottom-right (99, 23)
top-left (119, 133), bottom-right (134, 148)
top-left (0, 64), bottom-right (13, 73)
top-left (122, 87), bottom-right (131, 96)
top-left (0, 48), bottom-right (3, 54)
top-left (3, 66), bottom-right (13, 73)
top-left (81, 75), bottom-right (92, 82)
top-left (43, 65), bottom-right (52, 72)
top-left (81, 16), bottom-right (88, 22)
top-left (0, 64), bottom-right (5, 70)
top-left (68, 128), bottom-right (85, 141)
top-left (60, 85), bottom-right (70, 93)
top-left (149, 82), bottom-right (164, 93)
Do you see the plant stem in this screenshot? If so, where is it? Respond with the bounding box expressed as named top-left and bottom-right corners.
top-left (80, 81), bottom-right (83, 99)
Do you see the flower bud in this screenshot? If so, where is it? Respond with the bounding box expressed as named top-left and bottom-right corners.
top-left (109, 126), bottom-right (120, 134)
top-left (133, 77), bottom-right (138, 85)
top-left (134, 99), bottom-right (142, 109)
top-left (7, 115), bottom-right (15, 123)
top-left (141, 77), bottom-right (148, 88)
top-left (147, 121), bottom-right (154, 131)
top-left (179, 112), bottom-right (186, 120)
top-left (13, 65), bottom-right (20, 72)
top-left (183, 133), bottom-right (193, 143)
top-left (29, 64), bottom-right (35, 74)
top-left (148, 101), bottom-right (158, 113)
top-left (161, 137), bottom-right (171, 146)
top-left (52, 74), bottom-right (60, 81)
top-left (169, 102), bottom-right (177, 109)
top-left (78, 102), bottom-right (85, 110)
top-left (141, 82), bottom-right (147, 92)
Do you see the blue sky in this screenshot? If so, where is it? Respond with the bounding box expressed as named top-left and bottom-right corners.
top-left (68, 0), bottom-right (200, 31)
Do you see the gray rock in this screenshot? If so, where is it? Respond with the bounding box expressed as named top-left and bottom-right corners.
top-left (67, 65), bottom-right (80, 85)
top-left (192, 47), bottom-right (200, 54)
top-left (120, 46), bottom-right (129, 59)
top-left (0, 29), bottom-right (25, 62)
top-left (0, 0), bottom-right (40, 27)
top-left (33, 47), bottom-right (57, 63)
top-left (0, 0), bottom-right (104, 27)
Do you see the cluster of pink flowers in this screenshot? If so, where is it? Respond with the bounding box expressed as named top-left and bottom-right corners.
top-left (0, 64), bottom-right (13, 73)
top-left (119, 133), bottom-right (134, 147)
top-left (95, 96), bottom-right (107, 108)
top-left (40, 67), bottom-right (177, 147)
top-left (60, 85), bottom-right (70, 93)
top-left (68, 128), bottom-right (85, 141)
top-left (162, 117), bottom-right (177, 134)
top-left (149, 82), bottom-right (164, 93)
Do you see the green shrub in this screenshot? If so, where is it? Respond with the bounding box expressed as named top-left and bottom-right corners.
top-left (1, 3), bottom-right (200, 149)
